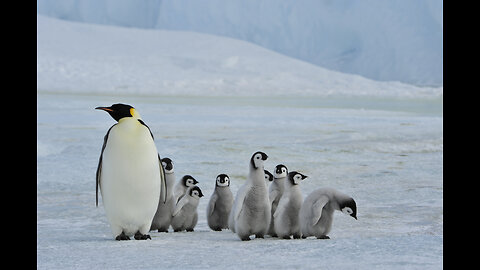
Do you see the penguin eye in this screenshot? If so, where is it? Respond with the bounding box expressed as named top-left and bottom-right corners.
top-left (342, 207), bottom-right (353, 215)
top-left (192, 190), bottom-right (199, 196)
top-left (225, 178), bottom-right (229, 182)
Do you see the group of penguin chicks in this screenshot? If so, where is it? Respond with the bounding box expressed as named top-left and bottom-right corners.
top-left (95, 103), bottom-right (356, 241)
top-left (150, 151), bottom-right (357, 241)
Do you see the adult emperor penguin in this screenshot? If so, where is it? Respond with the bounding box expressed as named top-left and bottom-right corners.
top-left (95, 103), bottom-right (167, 240)
top-left (267, 164), bottom-right (288, 237)
top-left (230, 151), bottom-right (271, 241)
top-left (300, 187), bottom-right (357, 239)
top-left (206, 174), bottom-right (234, 231)
top-left (150, 157), bottom-right (176, 232)
top-left (173, 175), bottom-right (199, 204)
top-left (273, 171), bottom-right (308, 239)
top-left (171, 186), bottom-right (204, 232)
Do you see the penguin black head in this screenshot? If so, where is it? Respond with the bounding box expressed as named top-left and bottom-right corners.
top-left (340, 197), bottom-right (357, 220)
top-left (161, 157), bottom-right (174, 173)
top-left (274, 164), bottom-right (288, 178)
top-left (182, 175), bottom-right (199, 187)
top-left (264, 170), bottom-right (273, 182)
top-left (189, 186), bottom-right (204, 198)
top-left (288, 171), bottom-right (308, 185)
top-left (95, 103), bottom-right (137, 122)
top-left (250, 151), bottom-right (268, 170)
top-left (216, 174), bottom-right (230, 187)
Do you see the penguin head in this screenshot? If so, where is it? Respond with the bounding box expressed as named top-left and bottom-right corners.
top-left (264, 170), bottom-right (274, 182)
top-left (340, 197), bottom-right (357, 220)
top-left (274, 164), bottom-right (288, 179)
top-left (288, 171), bottom-right (308, 185)
top-left (216, 174), bottom-right (230, 187)
top-left (189, 186), bottom-right (204, 199)
top-left (161, 157), bottom-right (174, 174)
top-left (95, 103), bottom-right (141, 122)
top-left (182, 175), bottom-right (199, 187)
top-left (250, 151), bottom-right (268, 170)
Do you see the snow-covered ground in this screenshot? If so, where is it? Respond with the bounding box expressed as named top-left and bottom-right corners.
top-left (37, 0), bottom-right (443, 86)
top-left (37, 15), bottom-right (442, 270)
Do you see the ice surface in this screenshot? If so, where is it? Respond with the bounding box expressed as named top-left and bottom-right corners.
top-left (37, 93), bottom-right (442, 269)
top-left (37, 0), bottom-right (443, 86)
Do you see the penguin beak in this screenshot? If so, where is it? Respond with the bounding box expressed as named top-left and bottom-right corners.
top-left (95, 106), bottom-right (113, 112)
top-left (302, 175), bottom-right (308, 180)
top-left (353, 215), bottom-right (357, 220)
top-left (262, 153), bottom-right (268, 161)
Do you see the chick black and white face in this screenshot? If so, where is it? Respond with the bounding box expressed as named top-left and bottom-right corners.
top-left (182, 175), bottom-right (198, 187)
top-left (274, 164), bottom-right (288, 178)
top-left (161, 157), bottom-right (174, 174)
top-left (95, 103), bottom-right (138, 122)
top-left (340, 198), bottom-right (357, 220)
top-left (189, 186), bottom-right (204, 199)
top-left (264, 170), bottom-right (273, 182)
top-left (251, 151), bottom-right (268, 169)
top-left (216, 174), bottom-right (230, 187)
top-left (288, 171), bottom-right (308, 185)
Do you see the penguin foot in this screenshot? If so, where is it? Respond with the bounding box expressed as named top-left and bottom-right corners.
top-left (301, 235), bottom-right (307, 239)
top-left (240, 236), bottom-right (251, 241)
top-left (213, 228), bottom-right (222, 231)
top-left (293, 234), bottom-right (302, 239)
top-left (174, 229), bottom-right (182, 232)
top-left (186, 228), bottom-right (194, 232)
top-left (255, 234), bottom-right (264, 239)
top-left (282, 236), bottom-right (291, 240)
top-left (317, 235), bottom-right (330, 240)
top-left (157, 229), bottom-right (168, 233)
top-left (115, 232), bottom-right (130, 241)
top-left (134, 232), bottom-right (151, 240)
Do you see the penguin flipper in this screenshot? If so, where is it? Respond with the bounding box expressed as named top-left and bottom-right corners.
top-left (273, 198), bottom-right (286, 219)
top-left (96, 124), bottom-right (116, 207)
top-left (158, 154), bottom-right (167, 203)
top-left (207, 193), bottom-right (218, 216)
top-left (311, 196), bottom-right (329, 225)
top-left (269, 190), bottom-right (279, 205)
top-left (234, 185), bottom-right (249, 222)
top-left (172, 197), bottom-right (188, 217)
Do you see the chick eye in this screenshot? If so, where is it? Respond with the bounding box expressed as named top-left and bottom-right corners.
top-left (193, 191), bottom-right (199, 196)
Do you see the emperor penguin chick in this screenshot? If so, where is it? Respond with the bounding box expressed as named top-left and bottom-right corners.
top-left (273, 171), bottom-right (308, 239)
top-left (173, 175), bottom-right (199, 204)
top-left (150, 157), bottom-right (176, 232)
top-left (95, 104), bottom-right (167, 240)
top-left (300, 187), bottom-right (357, 239)
top-left (206, 174), bottom-right (234, 231)
top-left (171, 186), bottom-right (204, 232)
top-left (264, 170), bottom-right (274, 185)
top-left (230, 151), bottom-right (270, 241)
top-left (267, 164), bottom-right (288, 237)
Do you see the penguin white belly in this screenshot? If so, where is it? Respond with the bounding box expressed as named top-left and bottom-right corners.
top-left (100, 122), bottom-right (160, 237)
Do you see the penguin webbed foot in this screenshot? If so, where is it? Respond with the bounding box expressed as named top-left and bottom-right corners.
top-left (293, 234), bottom-right (302, 239)
top-left (134, 232), bottom-right (151, 240)
top-left (255, 234), bottom-right (264, 239)
top-left (317, 235), bottom-right (330, 239)
top-left (115, 232), bottom-right (130, 241)
top-left (186, 228), bottom-right (194, 232)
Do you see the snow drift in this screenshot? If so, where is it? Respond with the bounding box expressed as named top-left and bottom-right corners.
top-left (37, 0), bottom-right (443, 86)
top-left (37, 15), bottom-right (442, 99)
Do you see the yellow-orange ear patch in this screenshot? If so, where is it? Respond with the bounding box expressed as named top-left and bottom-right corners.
top-left (130, 108), bottom-right (135, 117)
